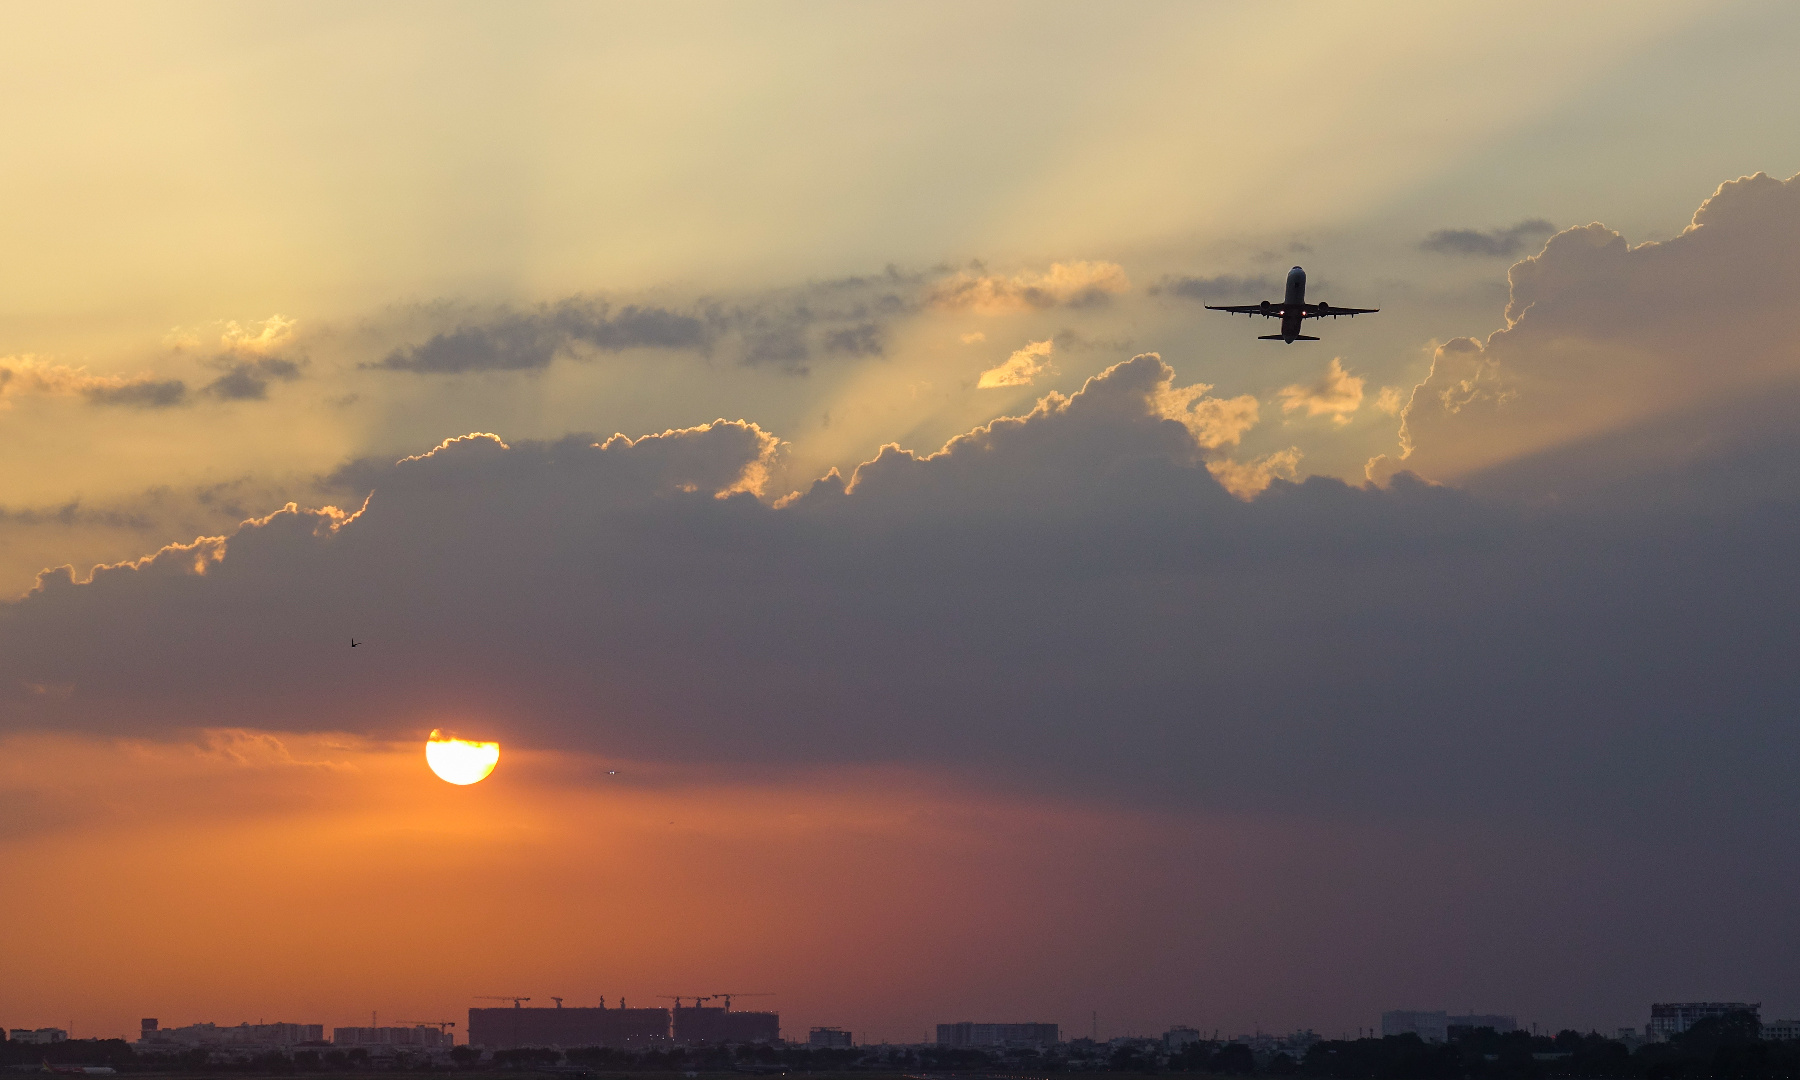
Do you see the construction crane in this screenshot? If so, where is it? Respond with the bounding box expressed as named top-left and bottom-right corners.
top-left (396, 1021), bottom-right (456, 1033)
top-left (551, 998), bottom-right (564, 1008)
top-left (658, 995), bottom-right (708, 1010)
top-left (711, 993), bottom-right (773, 1011)
top-left (474, 996), bottom-right (531, 1008)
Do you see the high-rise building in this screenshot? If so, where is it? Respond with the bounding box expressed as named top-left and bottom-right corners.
top-left (935, 1023), bottom-right (1060, 1048)
top-left (808, 1028), bottom-right (853, 1049)
top-left (1649, 1003), bottom-right (1760, 1040)
top-left (467, 1005), bottom-right (671, 1050)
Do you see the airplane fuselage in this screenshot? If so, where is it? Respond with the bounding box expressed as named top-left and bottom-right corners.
top-left (1280, 266), bottom-right (1306, 342)
top-left (1204, 265), bottom-right (1373, 340)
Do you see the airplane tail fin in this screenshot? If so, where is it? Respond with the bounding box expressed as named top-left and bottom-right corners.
top-left (1257, 334), bottom-right (1319, 341)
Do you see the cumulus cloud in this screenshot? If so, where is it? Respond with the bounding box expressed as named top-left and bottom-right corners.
top-left (7, 329), bottom-right (1800, 880)
top-left (1278, 358), bottom-right (1365, 425)
top-left (977, 339), bottom-right (1056, 388)
top-left (1420, 218), bottom-right (1556, 257)
top-left (929, 260), bottom-right (1130, 313)
top-left (1206, 446), bottom-right (1301, 498)
top-left (1373, 172), bottom-right (1800, 484)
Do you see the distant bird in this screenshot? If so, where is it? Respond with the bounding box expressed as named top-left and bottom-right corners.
top-left (350, 638), bottom-right (360, 647)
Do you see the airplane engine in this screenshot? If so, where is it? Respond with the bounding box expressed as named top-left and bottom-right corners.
top-left (1259, 300), bottom-right (1271, 312)
top-left (1317, 301), bottom-right (1330, 314)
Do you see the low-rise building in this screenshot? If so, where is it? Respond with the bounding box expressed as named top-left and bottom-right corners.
top-left (1649, 1003), bottom-right (1760, 1040)
top-left (1164, 1027), bottom-right (1204, 1051)
top-left (9, 1028), bottom-right (69, 1045)
top-left (136, 1019), bottom-right (324, 1050)
top-left (1381, 1012), bottom-right (1447, 1042)
top-left (936, 1022), bottom-right (1060, 1048)
top-left (332, 1026), bottom-right (452, 1050)
top-left (808, 1028), bottom-right (853, 1049)
top-left (1763, 1020), bottom-right (1800, 1041)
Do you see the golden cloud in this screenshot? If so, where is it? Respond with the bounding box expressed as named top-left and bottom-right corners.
top-left (977, 339), bottom-right (1055, 388)
top-left (1277, 358), bottom-right (1365, 425)
top-left (929, 261), bottom-right (1129, 314)
top-left (1206, 447), bottom-right (1302, 499)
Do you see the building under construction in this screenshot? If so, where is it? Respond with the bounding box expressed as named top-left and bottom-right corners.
top-left (672, 1002), bottom-right (780, 1046)
top-left (468, 1003), bottom-right (671, 1050)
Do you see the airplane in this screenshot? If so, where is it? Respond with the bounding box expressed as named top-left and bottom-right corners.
top-left (1205, 266), bottom-right (1377, 342)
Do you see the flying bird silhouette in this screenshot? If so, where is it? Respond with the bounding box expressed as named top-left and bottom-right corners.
top-left (350, 638), bottom-right (360, 647)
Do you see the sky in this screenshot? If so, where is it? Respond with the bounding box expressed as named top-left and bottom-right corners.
top-left (6, 0), bottom-right (1800, 1048)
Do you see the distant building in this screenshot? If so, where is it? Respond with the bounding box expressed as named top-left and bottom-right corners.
top-left (1382, 1012), bottom-right (1447, 1042)
top-left (136, 1020), bottom-right (324, 1049)
top-left (1448, 1015), bottom-right (1518, 1037)
top-left (936, 1023), bottom-right (1060, 1048)
top-left (9, 1029), bottom-right (69, 1045)
top-left (1763, 1020), bottom-right (1800, 1042)
top-left (1231, 1031), bottom-right (1319, 1063)
top-left (1381, 1012), bottom-right (1515, 1043)
top-left (468, 1005), bottom-right (671, 1050)
top-left (808, 1028), bottom-right (853, 1049)
top-left (332, 1026), bottom-right (452, 1049)
top-left (671, 1004), bottom-right (779, 1045)
top-left (1649, 1003), bottom-right (1760, 1040)
top-left (1164, 1027), bottom-right (1204, 1051)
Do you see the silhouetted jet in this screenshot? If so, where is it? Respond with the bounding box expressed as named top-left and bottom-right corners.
top-left (350, 639), bottom-right (360, 647)
top-left (1205, 266), bottom-right (1377, 343)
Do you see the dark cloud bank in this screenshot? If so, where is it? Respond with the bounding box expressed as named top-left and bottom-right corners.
top-left (6, 351), bottom-right (1800, 850)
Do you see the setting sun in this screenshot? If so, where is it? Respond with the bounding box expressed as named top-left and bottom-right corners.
top-left (424, 730), bottom-right (499, 785)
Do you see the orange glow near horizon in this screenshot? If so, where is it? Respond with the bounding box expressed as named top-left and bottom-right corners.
top-left (425, 730), bottom-right (500, 785)
top-left (0, 728), bottom-right (1354, 1045)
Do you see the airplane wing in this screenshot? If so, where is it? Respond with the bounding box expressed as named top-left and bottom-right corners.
top-left (1302, 303), bottom-right (1378, 319)
top-left (1204, 303), bottom-right (1281, 317)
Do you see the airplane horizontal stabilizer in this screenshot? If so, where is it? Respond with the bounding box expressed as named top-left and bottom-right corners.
top-left (1258, 334), bottom-right (1319, 341)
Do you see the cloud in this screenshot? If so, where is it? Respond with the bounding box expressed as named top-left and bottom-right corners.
top-left (0, 357), bottom-right (187, 409)
top-left (929, 261), bottom-right (1130, 313)
top-left (1206, 446), bottom-right (1301, 498)
top-left (1277, 358), bottom-right (1365, 424)
top-left (822, 322), bottom-right (884, 357)
top-left (204, 357), bottom-right (303, 401)
top-left (376, 299), bottom-right (709, 374)
top-left (1372, 173), bottom-right (1800, 483)
top-left (1420, 218), bottom-right (1556, 257)
top-left (960, 331), bottom-right (986, 344)
top-left (8, 334), bottom-right (1800, 890)
top-left (1148, 273), bottom-right (1279, 301)
top-left (977, 339), bottom-right (1055, 388)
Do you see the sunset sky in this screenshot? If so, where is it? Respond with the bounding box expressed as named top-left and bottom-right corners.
top-left (8, 0), bottom-right (1800, 1047)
